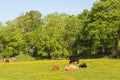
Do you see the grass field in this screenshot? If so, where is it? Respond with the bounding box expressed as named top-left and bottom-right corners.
top-left (0, 59), bottom-right (120, 80)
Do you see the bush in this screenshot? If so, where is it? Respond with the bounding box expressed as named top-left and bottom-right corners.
top-left (1, 51), bottom-right (13, 58)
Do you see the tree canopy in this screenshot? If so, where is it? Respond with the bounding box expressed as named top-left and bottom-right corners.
top-left (0, 0), bottom-right (120, 59)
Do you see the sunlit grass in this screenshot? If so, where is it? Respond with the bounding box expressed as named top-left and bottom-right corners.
top-left (0, 59), bottom-right (120, 80)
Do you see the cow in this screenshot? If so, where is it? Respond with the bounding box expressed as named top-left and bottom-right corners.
top-left (65, 65), bottom-right (78, 71)
top-left (3, 57), bottom-right (17, 63)
top-left (11, 57), bottom-right (17, 62)
top-left (69, 55), bottom-right (79, 64)
top-left (52, 65), bottom-right (59, 71)
top-left (3, 58), bottom-right (11, 63)
top-left (79, 63), bottom-right (87, 68)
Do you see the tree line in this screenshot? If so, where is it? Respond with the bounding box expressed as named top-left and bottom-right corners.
top-left (0, 0), bottom-right (120, 59)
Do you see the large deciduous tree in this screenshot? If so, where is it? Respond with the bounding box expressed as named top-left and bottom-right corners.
top-left (77, 0), bottom-right (120, 57)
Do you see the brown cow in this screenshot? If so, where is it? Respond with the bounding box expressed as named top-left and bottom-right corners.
top-left (3, 58), bottom-right (11, 63)
top-left (52, 65), bottom-right (59, 71)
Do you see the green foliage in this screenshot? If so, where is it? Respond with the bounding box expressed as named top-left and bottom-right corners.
top-left (15, 10), bottom-right (42, 32)
top-left (16, 54), bottom-right (36, 61)
top-left (0, 44), bottom-right (3, 53)
top-left (74, 0), bottom-right (120, 57)
top-left (1, 51), bottom-right (13, 58)
top-left (0, 0), bottom-right (120, 59)
top-left (38, 51), bottom-right (48, 57)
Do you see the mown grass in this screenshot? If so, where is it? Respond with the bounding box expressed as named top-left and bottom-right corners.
top-left (0, 59), bottom-right (120, 80)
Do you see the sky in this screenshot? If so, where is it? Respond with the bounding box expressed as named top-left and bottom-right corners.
top-left (0, 0), bottom-right (97, 23)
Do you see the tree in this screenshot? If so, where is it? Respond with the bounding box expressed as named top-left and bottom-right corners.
top-left (71, 9), bottom-right (92, 56)
top-left (77, 0), bottom-right (120, 57)
top-left (41, 12), bottom-right (70, 59)
top-left (62, 15), bottom-right (82, 56)
top-left (16, 10), bottom-right (42, 32)
top-left (0, 26), bottom-right (26, 57)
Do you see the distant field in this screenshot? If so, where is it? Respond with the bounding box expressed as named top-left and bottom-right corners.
top-left (0, 59), bottom-right (120, 80)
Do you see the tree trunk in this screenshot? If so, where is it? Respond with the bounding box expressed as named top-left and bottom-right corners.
top-left (115, 38), bottom-right (119, 50)
top-left (115, 30), bottom-right (120, 51)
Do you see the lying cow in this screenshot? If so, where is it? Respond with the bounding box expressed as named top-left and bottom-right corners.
top-left (3, 58), bottom-right (11, 63)
top-left (11, 57), bottom-right (17, 62)
top-left (79, 63), bottom-right (87, 68)
top-left (65, 65), bottom-right (78, 71)
top-left (52, 65), bottom-right (59, 71)
top-left (3, 57), bottom-right (17, 63)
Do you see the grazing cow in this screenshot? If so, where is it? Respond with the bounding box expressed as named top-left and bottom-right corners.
top-left (3, 58), bottom-right (11, 63)
top-left (11, 57), bottom-right (17, 62)
top-left (69, 56), bottom-right (79, 64)
top-left (79, 63), bottom-right (87, 68)
top-left (52, 65), bottom-right (59, 71)
top-left (65, 65), bottom-right (78, 71)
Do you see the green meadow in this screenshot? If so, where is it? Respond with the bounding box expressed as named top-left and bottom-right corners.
top-left (0, 59), bottom-right (120, 80)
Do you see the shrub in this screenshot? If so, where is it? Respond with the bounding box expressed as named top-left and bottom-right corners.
top-left (1, 51), bottom-right (13, 58)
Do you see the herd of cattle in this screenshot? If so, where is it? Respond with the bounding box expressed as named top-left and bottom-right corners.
top-left (3, 57), bottom-right (17, 62)
top-left (52, 62), bottom-right (87, 71)
top-left (2, 56), bottom-right (87, 71)
top-left (52, 56), bottom-right (87, 71)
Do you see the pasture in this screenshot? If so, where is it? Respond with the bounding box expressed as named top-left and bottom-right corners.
top-left (0, 59), bottom-right (120, 80)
